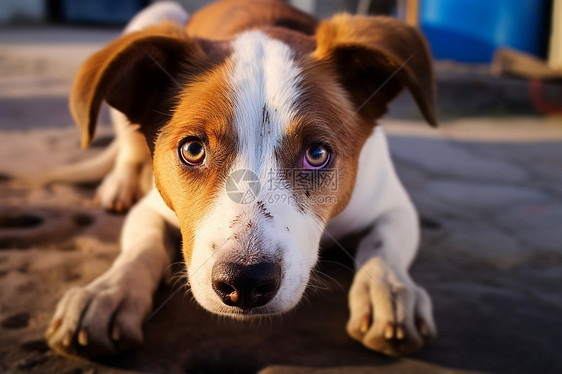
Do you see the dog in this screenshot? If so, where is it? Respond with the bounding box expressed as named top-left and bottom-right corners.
top-left (45, 0), bottom-right (438, 358)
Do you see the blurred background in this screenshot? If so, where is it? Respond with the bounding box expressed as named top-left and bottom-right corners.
top-left (1, 0), bottom-right (561, 122)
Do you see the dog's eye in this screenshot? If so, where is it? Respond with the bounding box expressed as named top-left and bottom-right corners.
top-left (179, 139), bottom-right (206, 165)
top-left (304, 144), bottom-right (330, 169)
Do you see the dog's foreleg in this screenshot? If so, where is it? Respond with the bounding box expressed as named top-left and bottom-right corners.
top-left (46, 189), bottom-right (176, 357)
top-left (346, 194), bottom-right (437, 356)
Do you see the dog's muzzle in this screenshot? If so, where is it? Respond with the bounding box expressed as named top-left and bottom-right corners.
top-left (211, 262), bottom-right (281, 310)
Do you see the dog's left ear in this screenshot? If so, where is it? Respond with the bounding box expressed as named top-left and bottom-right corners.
top-left (70, 22), bottom-right (207, 149)
top-left (314, 14), bottom-right (437, 126)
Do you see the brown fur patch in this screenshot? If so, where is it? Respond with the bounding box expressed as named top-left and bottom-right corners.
top-left (314, 14), bottom-right (437, 126)
top-left (153, 61), bottom-right (238, 265)
top-left (275, 54), bottom-right (372, 222)
top-left (69, 22), bottom-right (209, 149)
top-left (269, 13), bottom-right (438, 223)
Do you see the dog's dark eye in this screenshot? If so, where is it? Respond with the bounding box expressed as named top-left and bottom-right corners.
top-left (304, 144), bottom-right (330, 169)
top-left (179, 139), bottom-right (206, 165)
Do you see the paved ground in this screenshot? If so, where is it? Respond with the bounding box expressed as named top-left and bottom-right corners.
top-left (1, 28), bottom-right (562, 374)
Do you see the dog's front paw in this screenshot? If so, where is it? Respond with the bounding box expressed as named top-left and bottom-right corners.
top-left (46, 271), bottom-right (152, 358)
top-left (94, 164), bottom-right (144, 213)
top-left (346, 257), bottom-right (437, 356)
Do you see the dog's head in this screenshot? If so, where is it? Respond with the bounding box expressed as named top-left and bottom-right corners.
top-left (70, 15), bottom-right (436, 317)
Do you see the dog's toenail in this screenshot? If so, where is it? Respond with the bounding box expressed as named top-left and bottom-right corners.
top-left (384, 322), bottom-right (394, 340)
top-left (62, 331), bottom-right (72, 347)
top-left (46, 319), bottom-right (61, 337)
top-left (396, 325), bottom-right (405, 340)
top-left (360, 315), bottom-right (370, 334)
top-left (78, 329), bottom-right (88, 346)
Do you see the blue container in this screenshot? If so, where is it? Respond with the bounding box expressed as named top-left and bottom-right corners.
top-left (420, 0), bottom-right (550, 63)
top-left (63, 0), bottom-right (146, 25)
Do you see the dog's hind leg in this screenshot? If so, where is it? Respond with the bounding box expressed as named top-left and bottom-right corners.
top-left (94, 109), bottom-right (151, 212)
top-left (18, 108), bottom-right (150, 212)
top-left (93, 1), bottom-right (189, 212)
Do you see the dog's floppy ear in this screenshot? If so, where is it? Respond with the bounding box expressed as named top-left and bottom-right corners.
top-left (314, 14), bottom-right (437, 126)
top-left (70, 22), bottom-right (205, 149)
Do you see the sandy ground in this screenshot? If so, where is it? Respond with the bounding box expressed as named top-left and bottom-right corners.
top-left (1, 27), bottom-right (562, 374)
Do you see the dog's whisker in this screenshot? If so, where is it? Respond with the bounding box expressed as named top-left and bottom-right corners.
top-left (307, 272), bottom-right (336, 292)
top-left (147, 231), bottom-right (237, 321)
top-left (308, 270), bottom-right (331, 288)
top-left (299, 291), bottom-right (313, 308)
top-left (168, 269), bottom-right (189, 290)
top-left (165, 261), bottom-right (185, 279)
top-left (310, 266), bottom-right (348, 294)
top-left (170, 273), bottom-right (188, 291)
top-left (152, 109), bottom-right (174, 117)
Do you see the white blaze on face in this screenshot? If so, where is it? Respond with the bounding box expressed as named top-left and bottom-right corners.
top-left (188, 31), bottom-right (326, 315)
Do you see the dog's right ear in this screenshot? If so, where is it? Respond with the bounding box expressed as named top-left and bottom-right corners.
top-left (70, 22), bottom-right (206, 149)
top-left (313, 14), bottom-right (437, 127)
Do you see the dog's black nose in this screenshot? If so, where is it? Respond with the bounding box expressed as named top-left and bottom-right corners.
top-left (212, 262), bottom-right (281, 310)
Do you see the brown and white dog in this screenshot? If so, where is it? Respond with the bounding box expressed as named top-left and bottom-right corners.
top-left (45, 0), bottom-right (438, 358)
